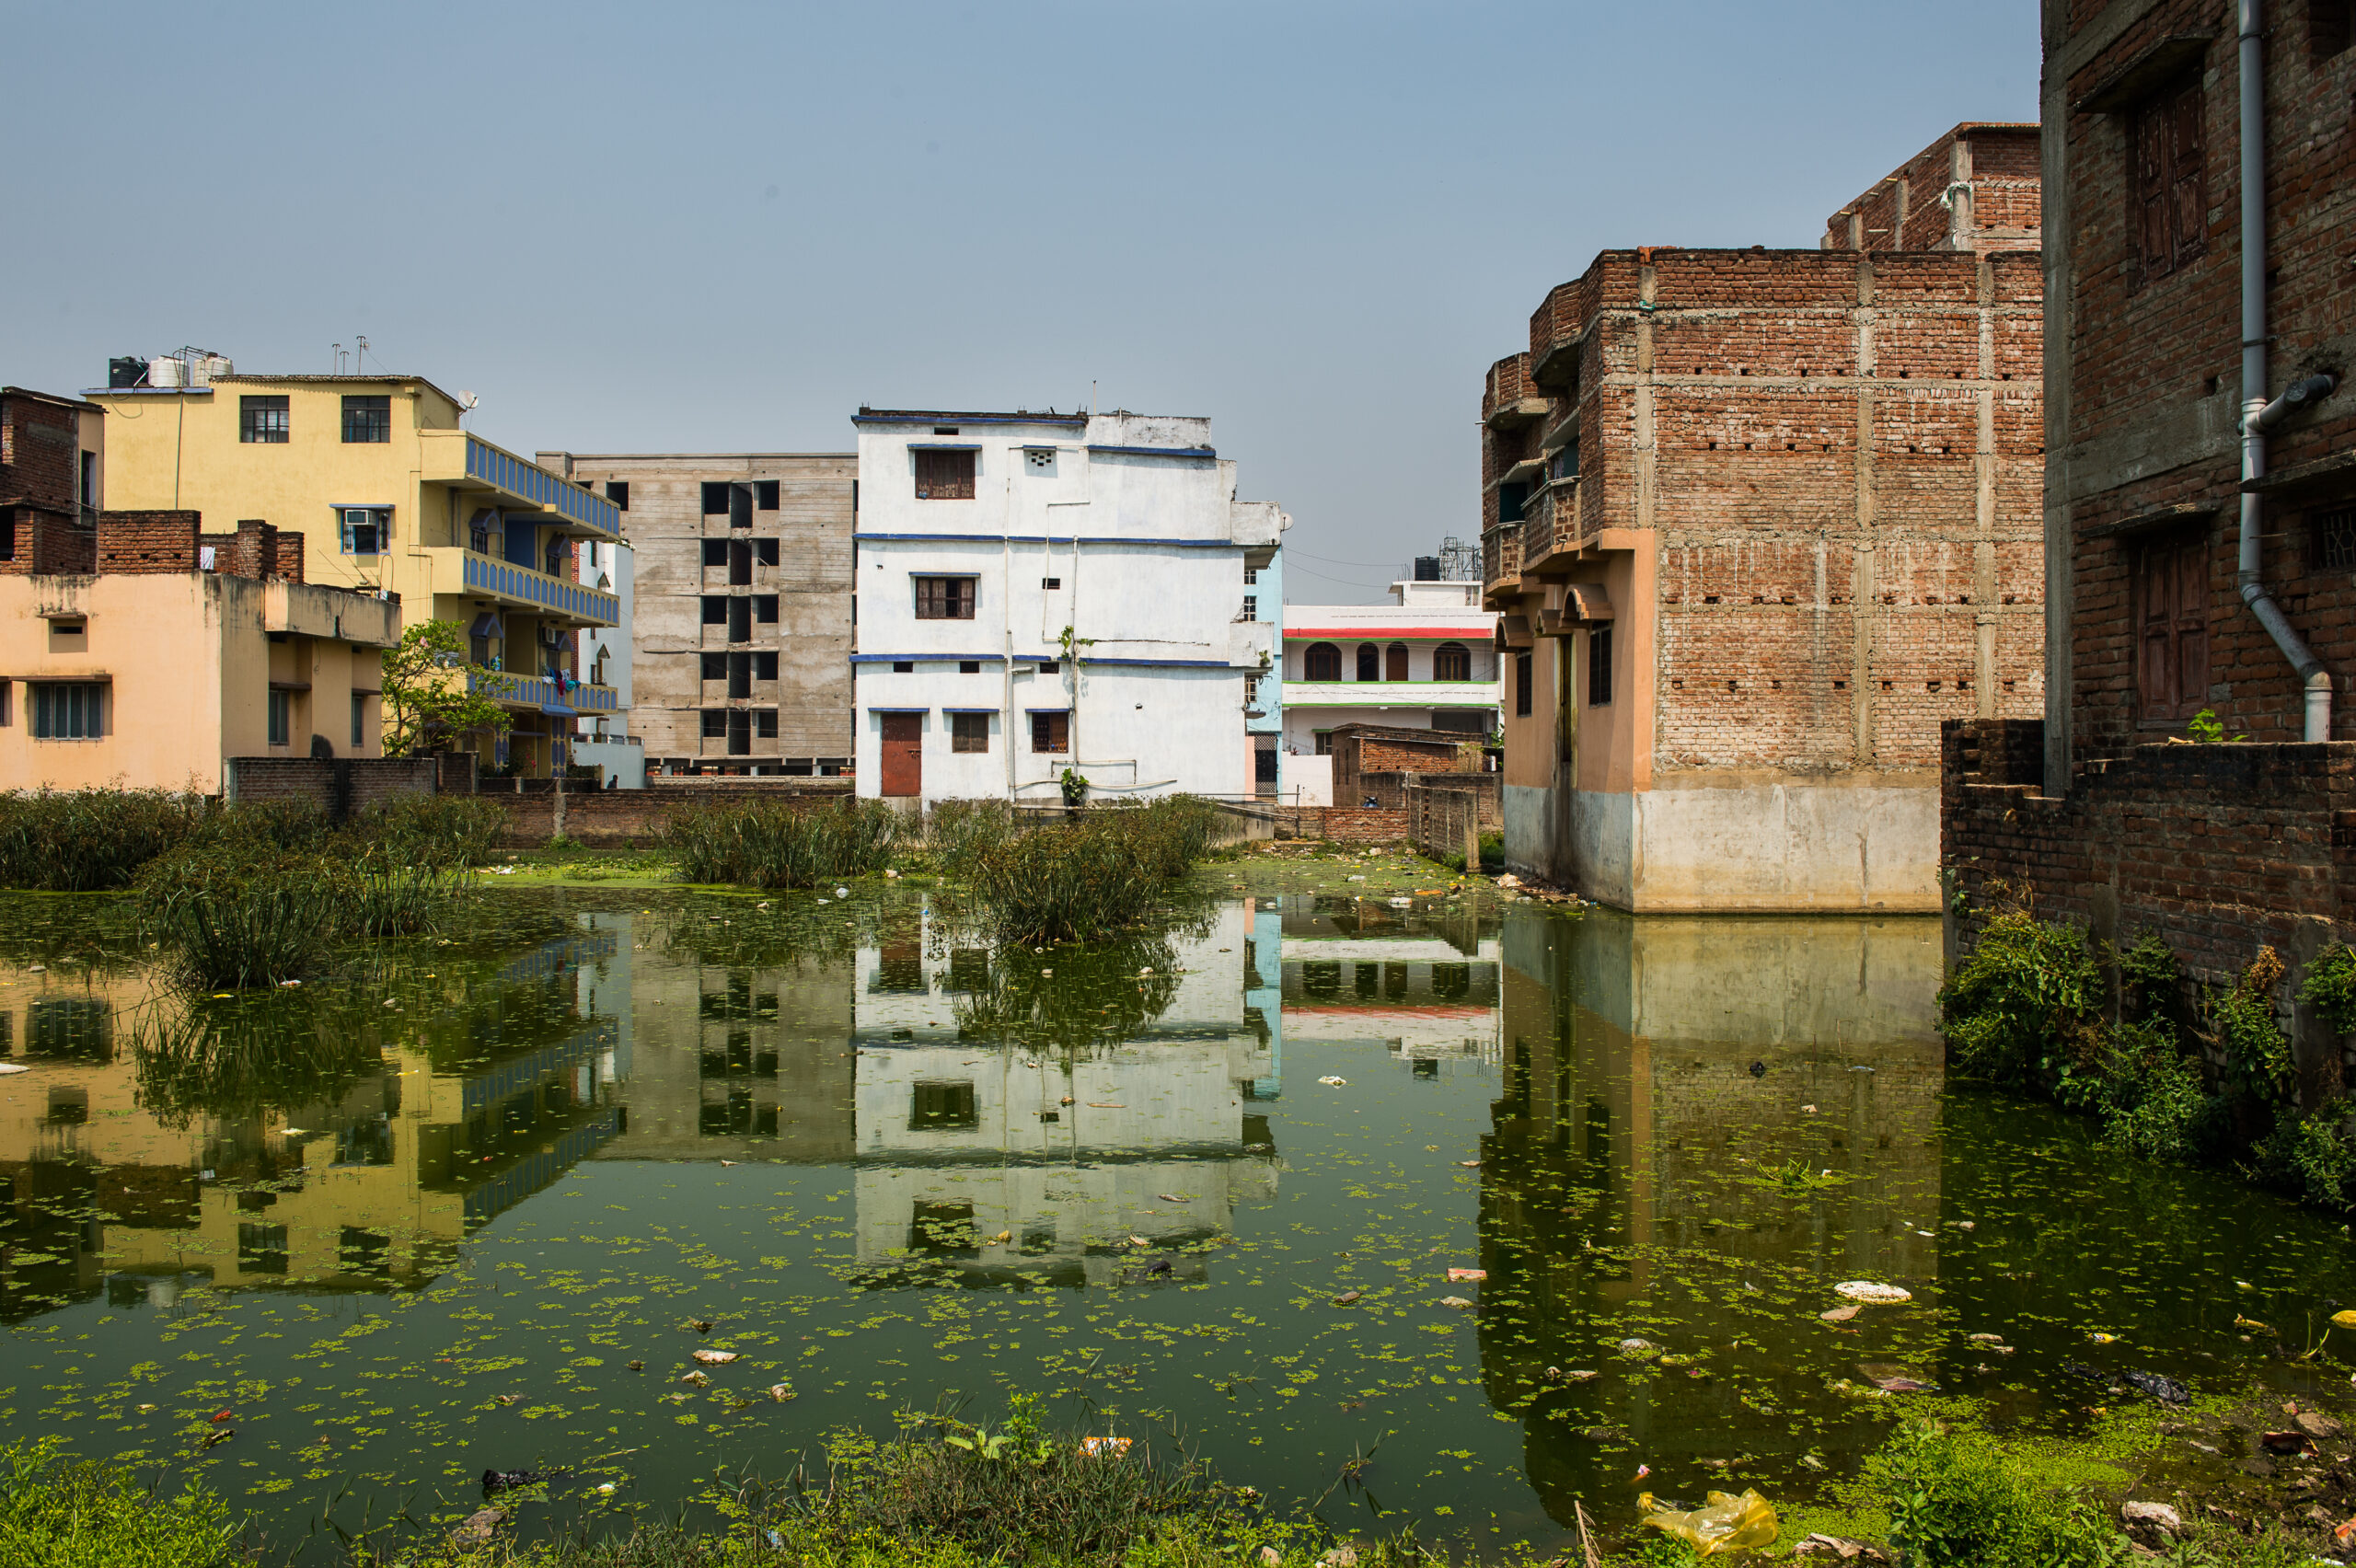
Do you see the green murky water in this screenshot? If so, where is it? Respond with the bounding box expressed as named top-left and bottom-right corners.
top-left (3, 882), bottom-right (2352, 1558)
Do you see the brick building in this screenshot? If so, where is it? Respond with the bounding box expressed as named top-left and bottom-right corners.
top-left (0, 386), bottom-right (103, 572)
top-left (1944, 2), bottom-right (2356, 1074)
top-left (539, 452), bottom-right (855, 777)
top-left (1481, 123), bottom-right (2044, 911)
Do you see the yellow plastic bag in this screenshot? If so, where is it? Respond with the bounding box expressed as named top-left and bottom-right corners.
top-left (1638, 1489), bottom-right (1779, 1556)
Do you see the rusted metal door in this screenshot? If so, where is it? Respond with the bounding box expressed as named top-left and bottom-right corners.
top-left (880, 713), bottom-right (922, 797)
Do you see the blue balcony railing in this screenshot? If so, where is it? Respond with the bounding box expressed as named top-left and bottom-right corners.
top-left (460, 550), bottom-right (619, 625)
top-left (470, 671), bottom-right (619, 716)
top-left (465, 435), bottom-right (620, 536)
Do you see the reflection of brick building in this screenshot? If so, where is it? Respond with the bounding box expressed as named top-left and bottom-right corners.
top-left (1482, 125), bottom-right (2043, 912)
top-left (1476, 909), bottom-right (1944, 1520)
top-left (1945, 4), bottom-right (2356, 1095)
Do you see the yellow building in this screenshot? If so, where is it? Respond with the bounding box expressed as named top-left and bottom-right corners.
top-left (87, 369), bottom-right (621, 778)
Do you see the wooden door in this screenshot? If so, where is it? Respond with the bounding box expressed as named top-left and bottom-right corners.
top-left (2134, 530), bottom-right (2209, 722)
top-left (880, 713), bottom-right (922, 797)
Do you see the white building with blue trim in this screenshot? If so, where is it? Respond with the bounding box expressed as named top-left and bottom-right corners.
top-left (849, 408), bottom-right (1286, 806)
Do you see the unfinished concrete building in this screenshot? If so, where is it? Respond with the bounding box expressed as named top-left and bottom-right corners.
top-left (539, 452), bottom-right (855, 776)
top-left (1480, 123), bottom-right (2045, 911)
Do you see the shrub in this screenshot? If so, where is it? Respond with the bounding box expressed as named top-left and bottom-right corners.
top-left (2215, 947), bottom-right (2294, 1103)
top-left (2254, 1097), bottom-right (2356, 1209)
top-left (664, 799), bottom-right (905, 889)
top-left (2097, 1028), bottom-right (2214, 1162)
top-left (1866, 1421), bottom-right (2124, 1568)
top-left (929, 799), bottom-right (1018, 880)
top-left (2300, 942), bottom-right (2356, 1035)
top-left (964, 798), bottom-right (1220, 944)
top-left (0, 1439), bottom-right (239, 1568)
top-left (1937, 910), bottom-right (2103, 1088)
top-left (352, 793), bottom-right (505, 870)
top-left (0, 789), bottom-right (208, 891)
top-left (135, 846), bottom-right (352, 987)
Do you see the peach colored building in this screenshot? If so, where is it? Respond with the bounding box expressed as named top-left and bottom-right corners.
top-left (0, 512), bottom-right (397, 794)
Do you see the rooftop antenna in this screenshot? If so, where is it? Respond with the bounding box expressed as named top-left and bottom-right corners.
top-left (1090, 380), bottom-right (1097, 418)
top-left (355, 335), bottom-right (369, 373)
top-left (333, 342), bottom-right (346, 374)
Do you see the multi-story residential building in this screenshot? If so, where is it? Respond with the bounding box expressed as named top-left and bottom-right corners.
top-left (1481, 123), bottom-right (2045, 911)
top-left (537, 452), bottom-right (855, 778)
top-left (849, 408), bottom-right (1286, 805)
top-left (86, 362), bottom-right (621, 778)
top-left (1944, 5), bottom-right (2356, 1020)
top-left (1, 386), bottom-right (105, 568)
top-left (1279, 566), bottom-right (1499, 805)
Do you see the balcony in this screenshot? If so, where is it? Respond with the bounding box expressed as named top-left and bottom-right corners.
top-left (1483, 524), bottom-right (1521, 592)
top-left (426, 547), bottom-right (619, 627)
top-left (420, 431), bottom-right (620, 540)
top-left (1528, 281), bottom-right (1587, 390)
top-left (1281, 679), bottom-right (1502, 710)
top-left (1519, 482), bottom-right (1583, 574)
top-left (1483, 353), bottom-right (1548, 431)
top-left (469, 670), bottom-right (619, 717)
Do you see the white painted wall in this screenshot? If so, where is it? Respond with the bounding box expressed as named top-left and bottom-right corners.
top-left (851, 410), bottom-right (1283, 804)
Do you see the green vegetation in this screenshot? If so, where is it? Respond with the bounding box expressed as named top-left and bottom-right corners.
top-left (963, 797), bottom-right (1222, 943)
top-left (1865, 1420), bottom-right (2124, 1568)
top-left (1941, 902), bottom-right (2356, 1214)
top-left (0, 788), bottom-right (211, 892)
top-left (662, 798), bottom-right (905, 889)
top-left (378, 619), bottom-right (516, 758)
top-left (0, 1439), bottom-right (237, 1568)
top-left (926, 798), bottom-right (1018, 878)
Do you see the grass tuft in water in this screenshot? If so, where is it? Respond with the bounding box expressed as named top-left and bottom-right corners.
top-left (964, 797), bottom-right (1222, 943)
top-left (663, 799), bottom-right (906, 889)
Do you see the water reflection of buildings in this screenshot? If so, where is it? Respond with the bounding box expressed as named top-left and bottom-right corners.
top-left (849, 903), bottom-right (1279, 1288)
top-left (1279, 894), bottom-right (1502, 1075)
top-left (1475, 910), bottom-right (1946, 1520)
top-left (0, 927), bottom-right (625, 1320)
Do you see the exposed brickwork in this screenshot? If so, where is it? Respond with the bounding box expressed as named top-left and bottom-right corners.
top-left (202, 519), bottom-right (303, 582)
top-left (0, 389), bottom-right (82, 514)
top-left (1820, 123), bottom-right (2043, 256)
top-left (97, 511), bottom-right (198, 573)
top-left (224, 757), bottom-right (439, 816)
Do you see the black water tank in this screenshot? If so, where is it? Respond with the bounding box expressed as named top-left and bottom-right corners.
top-left (108, 356), bottom-right (147, 388)
top-left (1414, 556), bottom-right (1440, 581)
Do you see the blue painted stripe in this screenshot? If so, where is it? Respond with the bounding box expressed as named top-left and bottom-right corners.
top-left (850, 653), bottom-right (1006, 663)
top-left (853, 413), bottom-right (1086, 427)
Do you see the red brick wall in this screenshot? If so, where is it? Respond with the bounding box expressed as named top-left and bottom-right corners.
top-left (0, 393), bottom-right (80, 514)
top-left (472, 781), bottom-right (858, 847)
top-left (202, 520), bottom-right (303, 582)
top-left (224, 757), bottom-right (439, 813)
top-left (2052, 5), bottom-right (2356, 756)
top-left (98, 511), bottom-right (198, 572)
top-left (0, 511), bottom-right (93, 575)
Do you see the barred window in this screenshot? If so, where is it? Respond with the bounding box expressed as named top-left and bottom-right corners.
top-left (341, 395), bottom-right (391, 444)
top-left (915, 577), bottom-right (976, 619)
top-left (2314, 507), bottom-right (2356, 573)
top-left (952, 712), bottom-right (990, 753)
top-left (1588, 626), bottom-right (1614, 707)
top-left (239, 396), bottom-right (289, 444)
top-left (32, 683), bottom-right (103, 739)
top-left (915, 449), bottom-right (976, 500)
top-left (1030, 710), bottom-right (1069, 754)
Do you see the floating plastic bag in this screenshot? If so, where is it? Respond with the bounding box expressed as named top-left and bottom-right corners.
top-left (1639, 1489), bottom-right (1779, 1557)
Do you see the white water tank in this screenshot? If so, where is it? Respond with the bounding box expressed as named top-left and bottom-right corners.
top-left (192, 354), bottom-right (232, 385)
top-left (146, 356), bottom-right (185, 387)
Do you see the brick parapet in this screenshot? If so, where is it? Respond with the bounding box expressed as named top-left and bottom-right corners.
top-left (98, 511), bottom-right (199, 572)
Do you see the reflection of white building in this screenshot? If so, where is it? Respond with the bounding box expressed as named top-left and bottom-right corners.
top-left (1281, 930), bottom-right (1503, 1071)
top-left (850, 902), bottom-right (1277, 1286)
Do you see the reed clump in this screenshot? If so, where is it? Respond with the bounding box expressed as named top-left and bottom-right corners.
top-left (964, 796), bottom-right (1222, 943)
top-left (663, 798), bottom-right (906, 889)
top-left (0, 788), bottom-right (210, 891)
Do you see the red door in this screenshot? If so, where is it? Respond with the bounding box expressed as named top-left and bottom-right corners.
top-left (880, 713), bottom-right (922, 798)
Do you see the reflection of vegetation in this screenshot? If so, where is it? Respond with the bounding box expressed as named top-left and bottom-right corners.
top-left (128, 993), bottom-right (388, 1129)
top-left (951, 931), bottom-right (1190, 1054)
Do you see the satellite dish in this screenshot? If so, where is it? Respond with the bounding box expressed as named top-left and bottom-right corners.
top-left (458, 390), bottom-right (480, 410)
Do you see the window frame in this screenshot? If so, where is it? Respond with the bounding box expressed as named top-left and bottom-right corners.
top-left (915, 448), bottom-right (977, 501)
top-left (238, 395), bottom-right (290, 444)
top-left (1303, 642), bottom-right (1341, 682)
top-left (1433, 641), bottom-right (1472, 682)
top-left (2132, 75), bottom-right (2208, 282)
top-left (1029, 709), bottom-right (1070, 754)
top-left (914, 576), bottom-right (977, 620)
top-left (951, 712), bottom-right (991, 753)
top-left (1357, 643), bottom-right (1381, 682)
top-left (1514, 652), bottom-right (1533, 717)
top-left (340, 395), bottom-right (392, 444)
top-left (1588, 625), bottom-right (1614, 708)
top-left (351, 691), bottom-right (368, 749)
top-left (30, 682), bottom-right (104, 740)
top-left (267, 687), bottom-right (291, 747)
top-left (338, 506), bottom-right (391, 556)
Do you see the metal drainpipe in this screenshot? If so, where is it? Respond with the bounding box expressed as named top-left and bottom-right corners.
top-left (2239, 0), bottom-right (2334, 741)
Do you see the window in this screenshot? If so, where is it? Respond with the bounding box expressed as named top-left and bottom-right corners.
top-left (0, 508), bottom-right (14, 561)
top-left (1243, 566), bottom-right (1258, 585)
top-left (701, 595), bottom-right (727, 625)
top-left (1432, 709), bottom-right (1486, 733)
top-left (1304, 642), bottom-right (1341, 681)
top-left (351, 692), bottom-right (368, 748)
top-left (1551, 439), bottom-right (1579, 482)
top-left (32, 684), bottom-right (102, 739)
top-left (2315, 0), bottom-right (2351, 61)
top-left (79, 450), bottom-right (96, 511)
top-left (701, 709), bottom-right (727, 739)
top-left (1023, 446), bottom-right (1057, 476)
top-left (239, 395), bottom-right (288, 444)
top-left (701, 482), bottom-right (730, 515)
top-left (1515, 652), bottom-right (1533, 716)
top-left (701, 651), bottom-right (727, 681)
top-left (728, 597), bottom-right (752, 641)
top-left (1434, 641), bottom-right (1472, 681)
top-left (545, 537), bottom-right (569, 577)
top-left (1588, 626), bottom-right (1614, 707)
top-left (605, 480), bottom-right (629, 511)
top-left (893, 661), bottom-right (914, 673)
top-left (1313, 731), bottom-right (1334, 755)
top-left (1242, 595), bottom-right (1258, 620)
top-left (915, 577), bottom-right (976, 619)
top-left (341, 395), bottom-right (391, 443)
top-left (1031, 710), bottom-right (1069, 753)
top-left (959, 660), bottom-right (981, 674)
top-left (267, 688), bottom-right (291, 746)
top-left (1042, 576), bottom-right (1061, 590)
top-left (754, 594), bottom-right (778, 623)
top-left (1385, 642), bottom-right (1409, 681)
top-left (756, 479), bottom-right (780, 511)
top-left (756, 709), bottom-right (778, 739)
top-left (339, 506), bottom-right (389, 555)
top-left (1357, 643), bottom-right (1380, 681)
top-left (730, 540), bottom-right (754, 583)
top-left (756, 538), bottom-right (780, 567)
top-left (702, 538), bottom-right (728, 569)
top-left (1498, 480), bottom-right (1529, 524)
top-left (915, 448), bottom-right (976, 500)
top-left (2313, 507), bottom-right (2356, 573)
top-left (952, 712), bottom-right (990, 752)
top-left (2134, 528), bottom-right (2210, 721)
top-left (756, 651), bottom-right (779, 679)
top-left (2134, 77), bottom-right (2207, 282)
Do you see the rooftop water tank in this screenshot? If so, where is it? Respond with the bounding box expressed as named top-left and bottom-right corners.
top-left (146, 356), bottom-right (185, 387)
top-left (1414, 556), bottom-right (1441, 582)
top-left (191, 355), bottom-right (232, 386)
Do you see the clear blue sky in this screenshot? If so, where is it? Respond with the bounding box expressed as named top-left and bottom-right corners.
top-left (3, 2), bottom-right (2037, 604)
